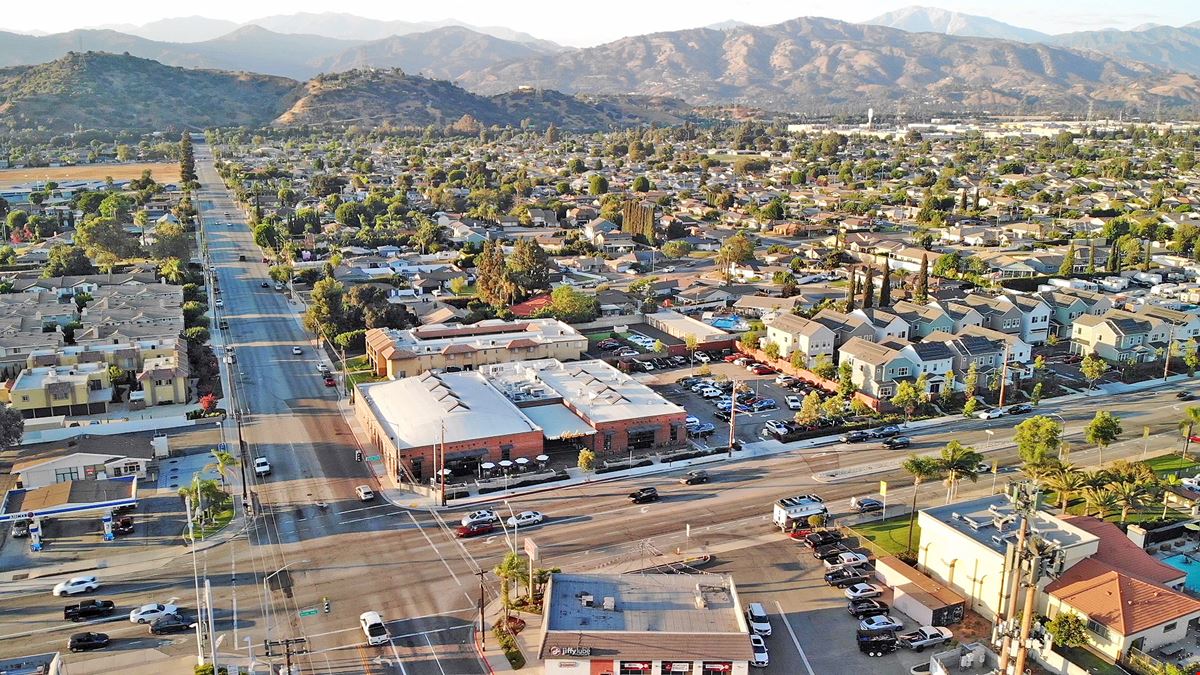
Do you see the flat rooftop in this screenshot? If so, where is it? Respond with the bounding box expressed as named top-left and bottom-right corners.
top-left (11, 362), bottom-right (107, 390)
top-left (2, 476), bottom-right (138, 519)
top-left (645, 309), bottom-right (729, 342)
top-left (358, 370), bottom-right (542, 449)
top-left (923, 494), bottom-right (1098, 555)
top-left (546, 573), bottom-right (743, 633)
top-left (0, 652), bottom-right (61, 675)
top-left (483, 359), bottom-right (685, 425)
top-left (382, 318), bottom-right (586, 355)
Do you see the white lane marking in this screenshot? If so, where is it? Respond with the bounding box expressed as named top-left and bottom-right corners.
top-left (338, 511), bottom-right (402, 525)
top-left (408, 512), bottom-right (463, 587)
top-left (338, 503), bottom-right (393, 516)
top-left (424, 632), bottom-right (448, 675)
top-left (776, 599), bottom-right (816, 675)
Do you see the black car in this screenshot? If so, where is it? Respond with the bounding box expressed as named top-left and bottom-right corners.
top-left (856, 629), bottom-right (898, 657)
top-left (629, 487), bottom-right (660, 504)
top-left (840, 430), bottom-right (870, 443)
top-left (679, 470), bottom-right (710, 485)
top-left (825, 566), bottom-right (870, 588)
top-left (260, 281), bottom-right (270, 288)
top-left (68, 632), bottom-right (110, 652)
top-left (150, 614), bottom-right (196, 635)
top-left (1178, 391), bottom-right (1196, 401)
top-left (813, 542), bottom-right (851, 560)
top-left (1006, 403), bottom-right (1034, 415)
top-left (803, 530), bottom-right (844, 549)
top-left (882, 436), bottom-right (911, 450)
top-left (714, 410), bottom-right (731, 422)
top-left (64, 599), bottom-right (116, 622)
top-left (848, 598), bottom-right (890, 619)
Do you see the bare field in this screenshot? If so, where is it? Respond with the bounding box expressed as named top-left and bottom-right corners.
top-left (0, 162), bottom-right (181, 188)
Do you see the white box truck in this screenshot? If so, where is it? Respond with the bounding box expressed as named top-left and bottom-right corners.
top-left (772, 495), bottom-right (828, 531)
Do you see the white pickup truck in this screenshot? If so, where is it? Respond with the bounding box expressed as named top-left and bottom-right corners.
top-left (253, 457), bottom-right (271, 477)
top-left (898, 626), bottom-right (953, 652)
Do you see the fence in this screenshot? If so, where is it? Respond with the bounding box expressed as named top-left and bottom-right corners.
top-left (1124, 646), bottom-right (1162, 675)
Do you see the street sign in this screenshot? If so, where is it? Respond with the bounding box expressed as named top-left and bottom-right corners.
top-left (878, 481), bottom-right (887, 497)
top-left (298, 608), bottom-right (318, 617)
top-left (366, 455), bottom-right (382, 462)
top-left (218, 443), bottom-right (227, 451)
top-left (524, 537), bottom-right (540, 563)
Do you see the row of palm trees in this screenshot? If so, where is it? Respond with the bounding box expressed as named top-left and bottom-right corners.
top-left (900, 440), bottom-right (985, 554)
top-left (177, 450), bottom-right (239, 527)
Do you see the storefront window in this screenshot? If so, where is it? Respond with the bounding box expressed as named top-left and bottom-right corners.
top-left (701, 663), bottom-right (732, 675)
top-left (618, 662), bottom-right (652, 675)
top-left (661, 662), bottom-right (693, 674)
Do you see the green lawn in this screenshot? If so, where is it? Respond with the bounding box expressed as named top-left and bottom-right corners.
top-left (850, 515), bottom-right (920, 557)
top-left (345, 355), bottom-right (371, 372)
top-left (349, 371), bottom-right (382, 385)
top-left (1143, 453), bottom-right (1200, 477)
top-left (1054, 646), bottom-right (1128, 675)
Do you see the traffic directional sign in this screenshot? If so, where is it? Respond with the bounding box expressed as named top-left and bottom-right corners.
top-left (299, 608), bottom-right (319, 617)
top-left (366, 455), bottom-right (382, 462)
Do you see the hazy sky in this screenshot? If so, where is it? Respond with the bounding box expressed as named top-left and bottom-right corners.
top-left (6, 0), bottom-right (1199, 46)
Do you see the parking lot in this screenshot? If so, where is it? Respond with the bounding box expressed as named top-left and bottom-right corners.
top-left (710, 535), bottom-right (938, 674)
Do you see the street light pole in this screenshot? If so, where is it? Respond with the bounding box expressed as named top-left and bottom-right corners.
top-left (186, 496), bottom-right (204, 666)
top-left (263, 560), bottom-right (310, 640)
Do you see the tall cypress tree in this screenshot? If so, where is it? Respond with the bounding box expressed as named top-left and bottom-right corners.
top-left (879, 261), bottom-right (892, 306)
top-left (845, 266), bottom-right (857, 311)
top-left (915, 254), bottom-right (929, 304)
top-left (861, 266), bottom-right (875, 309)
top-left (1086, 240), bottom-right (1096, 274)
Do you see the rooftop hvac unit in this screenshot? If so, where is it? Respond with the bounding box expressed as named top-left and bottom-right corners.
top-left (602, 596), bottom-right (616, 611)
top-left (580, 594), bottom-right (594, 607)
top-left (694, 595), bottom-right (708, 609)
top-left (964, 517), bottom-right (986, 531)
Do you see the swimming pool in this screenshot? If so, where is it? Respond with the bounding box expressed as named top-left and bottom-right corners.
top-left (1161, 553), bottom-right (1200, 592)
top-left (709, 317), bottom-right (748, 331)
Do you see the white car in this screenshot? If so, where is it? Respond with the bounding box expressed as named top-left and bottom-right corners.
top-left (786, 395), bottom-right (802, 410)
top-left (52, 576), bottom-right (100, 597)
top-left (506, 511), bottom-right (546, 528)
top-left (317, 363), bottom-right (330, 374)
top-left (292, 346), bottom-right (303, 355)
top-left (824, 551), bottom-right (870, 570)
top-left (355, 485), bottom-right (375, 501)
top-left (694, 352), bottom-right (711, 363)
top-left (844, 583), bottom-right (883, 600)
top-left (616, 348), bottom-right (639, 358)
top-left (859, 615), bottom-right (904, 632)
top-left (130, 602), bottom-right (179, 624)
top-left (745, 602), bottom-right (771, 636)
top-left (764, 420), bottom-right (791, 436)
top-left (461, 510), bottom-right (499, 527)
top-left (750, 634), bottom-right (769, 668)
top-left (977, 408), bottom-right (1004, 420)
top-left (214, 299), bottom-right (224, 308)
top-left (700, 387), bottom-right (723, 398)
top-left (360, 611), bottom-right (389, 646)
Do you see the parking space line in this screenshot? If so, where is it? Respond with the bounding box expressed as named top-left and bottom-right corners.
top-left (338, 503), bottom-right (393, 516)
top-left (775, 600), bottom-right (816, 675)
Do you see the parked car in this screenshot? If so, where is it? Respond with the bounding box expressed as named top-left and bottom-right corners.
top-left (745, 602), bottom-right (772, 636)
top-left (751, 399), bottom-right (777, 411)
top-left (859, 615), bottom-right (904, 632)
top-left (506, 511), bottom-right (545, 528)
top-left (694, 352), bottom-right (711, 363)
top-left (786, 395), bottom-right (803, 410)
top-left (64, 599), bottom-right (116, 622)
top-left (11, 520), bottom-right (29, 538)
top-left (699, 387), bottom-right (723, 398)
top-left (824, 551), bottom-right (870, 570)
top-left (813, 542), bottom-right (852, 560)
top-left (803, 530), bottom-right (844, 549)
top-left (750, 634), bottom-right (769, 668)
top-left (751, 365), bottom-right (775, 375)
top-left (461, 510), bottom-right (499, 527)
top-left (976, 408), bottom-right (1004, 420)
top-left (764, 420), bottom-right (792, 436)
top-left (679, 470), bottom-right (710, 485)
top-left (898, 626), bottom-right (954, 652)
top-left (53, 576), bottom-right (100, 597)
top-left (68, 632), bottom-right (110, 653)
top-left (724, 353), bottom-right (745, 363)
top-left (455, 523), bottom-right (493, 538)
top-left (825, 566), bottom-right (871, 588)
top-left (1005, 403), bottom-right (1033, 415)
top-left (841, 430), bottom-right (870, 443)
top-left (691, 422), bottom-right (716, 437)
top-left (844, 583), bottom-right (883, 600)
top-left (882, 436), bottom-right (911, 450)
top-left (847, 598), bottom-right (890, 619)
top-left (851, 497), bottom-right (884, 514)
top-left (629, 487), bottom-right (660, 504)
top-left (144, 613), bottom-right (193, 634)
top-left (775, 375), bottom-right (797, 386)
top-left (856, 628), bottom-right (898, 657)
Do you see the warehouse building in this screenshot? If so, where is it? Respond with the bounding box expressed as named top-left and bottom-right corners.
top-left (355, 358), bottom-right (686, 482)
top-left (539, 573), bottom-right (753, 675)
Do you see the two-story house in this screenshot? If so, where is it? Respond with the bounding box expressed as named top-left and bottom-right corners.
top-left (811, 309), bottom-right (876, 352)
top-left (1072, 310), bottom-right (1158, 363)
top-left (849, 308), bottom-right (911, 342)
top-left (1136, 305), bottom-right (1200, 344)
top-left (996, 294), bottom-right (1052, 346)
top-left (889, 301), bottom-right (955, 340)
top-left (1036, 290), bottom-right (1091, 340)
top-left (837, 337), bottom-right (918, 400)
top-left (765, 314), bottom-right (835, 367)
top-left (925, 331), bottom-right (1008, 386)
top-left (961, 295), bottom-right (1026, 338)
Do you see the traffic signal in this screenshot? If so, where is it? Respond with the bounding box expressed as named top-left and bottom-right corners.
top-left (355, 451), bottom-right (363, 462)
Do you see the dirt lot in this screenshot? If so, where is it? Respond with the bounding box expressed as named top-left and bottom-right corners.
top-left (0, 162), bottom-right (181, 188)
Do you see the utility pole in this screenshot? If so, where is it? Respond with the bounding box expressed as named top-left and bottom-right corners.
top-left (439, 422), bottom-right (447, 507)
top-left (727, 379), bottom-right (740, 456)
top-left (265, 637), bottom-right (308, 675)
top-left (474, 570), bottom-right (487, 652)
top-left (997, 516), bottom-right (1028, 671)
top-left (996, 341), bottom-right (1011, 408)
top-left (1164, 337), bottom-right (1175, 381)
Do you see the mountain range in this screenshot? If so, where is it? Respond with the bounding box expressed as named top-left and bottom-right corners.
top-left (0, 52), bottom-right (690, 133)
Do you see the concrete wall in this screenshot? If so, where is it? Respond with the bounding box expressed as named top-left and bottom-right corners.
top-left (916, 511), bottom-right (1007, 621)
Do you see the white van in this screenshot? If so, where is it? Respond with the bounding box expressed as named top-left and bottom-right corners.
top-left (359, 611), bottom-right (389, 646)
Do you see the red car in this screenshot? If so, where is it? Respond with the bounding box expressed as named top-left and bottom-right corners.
top-left (455, 523), bottom-right (494, 538)
top-left (724, 353), bottom-right (746, 363)
top-left (323, 376), bottom-right (336, 387)
top-left (752, 365), bottom-right (775, 375)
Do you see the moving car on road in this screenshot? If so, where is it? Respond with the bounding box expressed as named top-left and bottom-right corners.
top-left (976, 408), bottom-right (1004, 420)
top-left (292, 346), bottom-right (303, 355)
top-left (851, 497), bottom-right (884, 514)
top-left (679, 470), bottom-right (710, 485)
top-left (130, 602), bottom-right (179, 624)
top-left (53, 576), bottom-right (100, 597)
top-left (150, 614), bottom-right (196, 635)
top-left (64, 599), bottom-right (116, 622)
top-left (882, 436), bottom-right (911, 450)
top-left (455, 523), bottom-right (494, 538)
top-left (506, 511), bottom-right (546, 528)
top-left (1005, 403), bottom-right (1033, 415)
top-left (629, 487), bottom-right (660, 504)
top-left (868, 425), bottom-right (901, 438)
top-left (355, 485), bottom-right (375, 501)
top-left (68, 632), bottom-right (110, 653)
top-left (461, 510), bottom-right (500, 527)
top-left (360, 611), bottom-right (391, 646)
top-left (253, 457), bottom-right (271, 477)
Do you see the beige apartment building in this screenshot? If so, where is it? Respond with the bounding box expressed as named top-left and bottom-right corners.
top-left (2, 362), bottom-right (113, 418)
top-left (365, 319), bottom-right (588, 380)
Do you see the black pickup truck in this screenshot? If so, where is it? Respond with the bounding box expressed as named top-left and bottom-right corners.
top-left (64, 599), bottom-right (116, 622)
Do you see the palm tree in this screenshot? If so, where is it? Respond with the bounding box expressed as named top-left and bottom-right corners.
top-left (1159, 474), bottom-right (1184, 519)
top-left (901, 454), bottom-right (942, 555)
top-left (1108, 480), bottom-right (1149, 523)
top-left (204, 449), bottom-right (239, 487)
top-left (1083, 487), bottom-right (1118, 519)
top-left (1043, 468), bottom-right (1087, 512)
top-left (938, 440), bottom-right (983, 504)
top-left (493, 551), bottom-right (525, 617)
top-left (159, 257), bottom-right (185, 284)
top-left (1021, 459), bottom-right (1063, 486)
top-left (1179, 406), bottom-right (1200, 460)
top-left (1079, 469), bottom-right (1111, 490)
